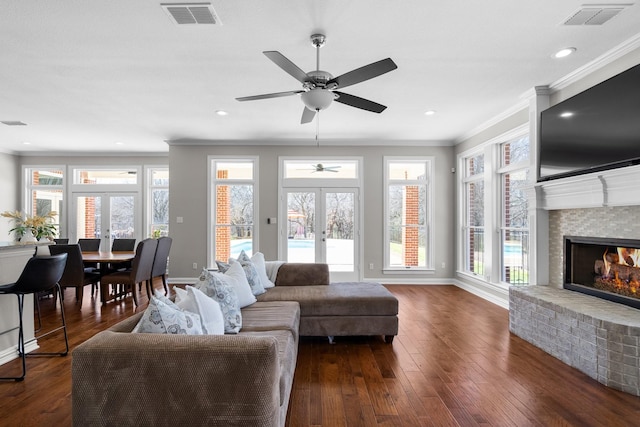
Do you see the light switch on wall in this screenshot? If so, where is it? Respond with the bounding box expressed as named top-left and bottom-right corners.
top-left (176, 216), bottom-right (184, 223)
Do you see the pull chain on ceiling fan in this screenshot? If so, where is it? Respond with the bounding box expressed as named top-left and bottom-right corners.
top-left (236, 34), bottom-right (398, 125)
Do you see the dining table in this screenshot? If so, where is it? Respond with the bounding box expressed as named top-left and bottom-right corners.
top-left (82, 251), bottom-right (135, 304)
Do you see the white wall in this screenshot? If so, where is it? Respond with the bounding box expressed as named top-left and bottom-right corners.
top-left (0, 151), bottom-right (19, 239)
top-left (168, 143), bottom-right (455, 281)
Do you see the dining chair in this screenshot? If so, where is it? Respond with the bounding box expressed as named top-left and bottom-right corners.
top-left (150, 236), bottom-right (172, 295)
top-left (100, 238), bottom-right (158, 306)
top-left (0, 254), bottom-right (68, 381)
top-left (49, 244), bottom-right (101, 304)
top-left (78, 238), bottom-right (101, 295)
top-left (53, 238), bottom-right (69, 244)
top-left (108, 238), bottom-right (136, 272)
top-left (77, 238), bottom-right (101, 252)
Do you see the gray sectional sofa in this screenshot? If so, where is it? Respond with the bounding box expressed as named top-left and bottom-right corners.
top-left (71, 263), bottom-right (398, 427)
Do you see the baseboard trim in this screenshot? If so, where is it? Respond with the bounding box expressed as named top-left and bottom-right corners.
top-left (0, 340), bottom-right (39, 367)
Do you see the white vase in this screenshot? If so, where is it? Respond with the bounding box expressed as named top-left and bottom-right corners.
top-left (36, 237), bottom-right (51, 256)
top-left (20, 230), bottom-right (37, 243)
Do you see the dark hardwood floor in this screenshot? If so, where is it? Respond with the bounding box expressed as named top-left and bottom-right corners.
top-left (1, 283), bottom-right (639, 426)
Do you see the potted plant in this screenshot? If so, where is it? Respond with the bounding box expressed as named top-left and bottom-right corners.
top-left (1, 210), bottom-right (58, 242)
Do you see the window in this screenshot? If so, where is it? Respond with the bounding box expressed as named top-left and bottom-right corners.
top-left (73, 169), bottom-right (138, 185)
top-left (24, 167), bottom-right (64, 237)
top-left (499, 136), bottom-right (530, 284)
top-left (211, 158), bottom-right (257, 262)
top-left (384, 158), bottom-right (433, 270)
top-left (462, 153), bottom-right (485, 276)
top-left (149, 168), bottom-right (169, 238)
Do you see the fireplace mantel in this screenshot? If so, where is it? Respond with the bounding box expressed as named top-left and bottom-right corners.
top-left (537, 164), bottom-right (640, 210)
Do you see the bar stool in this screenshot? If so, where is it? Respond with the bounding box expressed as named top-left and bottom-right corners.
top-left (0, 253), bottom-right (68, 381)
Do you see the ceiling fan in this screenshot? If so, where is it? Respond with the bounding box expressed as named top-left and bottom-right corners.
top-left (304, 163), bottom-right (341, 173)
top-left (236, 34), bottom-right (398, 124)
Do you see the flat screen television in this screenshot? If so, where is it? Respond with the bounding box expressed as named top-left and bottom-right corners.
top-left (538, 63), bottom-right (640, 182)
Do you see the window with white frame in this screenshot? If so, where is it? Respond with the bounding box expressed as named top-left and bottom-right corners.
top-left (462, 152), bottom-right (485, 276)
top-left (148, 168), bottom-right (169, 238)
top-left (211, 158), bottom-right (257, 262)
top-left (384, 157), bottom-right (433, 270)
top-left (24, 167), bottom-right (65, 237)
top-left (499, 135), bottom-right (530, 284)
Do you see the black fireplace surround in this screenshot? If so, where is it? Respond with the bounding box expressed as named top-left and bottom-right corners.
top-left (564, 235), bottom-right (640, 310)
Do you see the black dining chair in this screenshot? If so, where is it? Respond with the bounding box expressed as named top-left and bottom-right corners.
top-left (0, 254), bottom-right (68, 381)
top-left (77, 238), bottom-right (101, 252)
top-left (78, 238), bottom-right (101, 295)
top-left (100, 238), bottom-right (158, 306)
top-left (150, 236), bottom-right (172, 295)
top-left (108, 238), bottom-right (136, 272)
top-left (49, 244), bottom-right (101, 304)
top-left (53, 238), bottom-right (69, 244)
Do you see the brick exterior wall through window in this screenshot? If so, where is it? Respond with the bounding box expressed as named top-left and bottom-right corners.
top-left (403, 185), bottom-right (420, 266)
top-left (215, 170), bottom-right (231, 261)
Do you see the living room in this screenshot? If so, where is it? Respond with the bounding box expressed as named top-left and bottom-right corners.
top-left (2, 1), bottom-right (640, 425)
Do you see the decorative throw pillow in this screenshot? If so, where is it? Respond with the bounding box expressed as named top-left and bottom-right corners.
top-left (251, 252), bottom-right (275, 289)
top-left (235, 250), bottom-right (267, 295)
top-left (194, 268), bottom-right (242, 334)
top-left (174, 286), bottom-right (225, 335)
top-left (132, 296), bottom-right (203, 335)
top-left (214, 261), bottom-right (256, 308)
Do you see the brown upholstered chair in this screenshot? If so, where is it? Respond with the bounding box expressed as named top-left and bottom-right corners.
top-left (77, 238), bottom-right (101, 251)
top-left (99, 238), bottom-right (158, 306)
top-left (108, 238), bottom-right (136, 272)
top-left (49, 244), bottom-right (100, 304)
top-left (150, 236), bottom-right (172, 295)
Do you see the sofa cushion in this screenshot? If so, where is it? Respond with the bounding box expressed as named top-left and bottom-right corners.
top-left (257, 282), bottom-right (398, 317)
top-left (215, 261), bottom-right (257, 308)
top-left (241, 301), bottom-right (300, 337)
top-left (132, 296), bottom-right (203, 335)
top-left (275, 263), bottom-right (330, 286)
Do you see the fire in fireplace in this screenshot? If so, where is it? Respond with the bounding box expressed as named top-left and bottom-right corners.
top-left (564, 235), bottom-right (640, 309)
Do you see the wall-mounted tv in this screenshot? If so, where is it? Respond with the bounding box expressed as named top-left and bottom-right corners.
top-left (538, 63), bottom-right (640, 182)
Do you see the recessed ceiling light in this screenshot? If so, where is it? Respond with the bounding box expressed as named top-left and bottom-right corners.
top-left (554, 47), bottom-right (576, 58)
top-left (560, 111), bottom-right (574, 118)
top-left (424, 110), bottom-right (436, 116)
top-left (115, 142), bottom-right (124, 145)
top-left (23, 141), bottom-right (31, 145)
top-left (215, 110), bottom-right (229, 116)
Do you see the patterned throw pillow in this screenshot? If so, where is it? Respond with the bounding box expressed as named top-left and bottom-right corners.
top-left (174, 286), bottom-right (225, 335)
top-left (132, 296), bottom-right (203, 335)
top-left (214, 262), bottom-right (256, 308)
top-left (194, 268), bottom-right (242, 334)
top-left (235, 251), bottom-right (267, 296)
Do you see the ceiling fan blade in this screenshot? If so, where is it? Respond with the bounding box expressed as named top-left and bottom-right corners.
top-left (236, 90), bottom-right (303, 102)
top-left (327, 58), bottom-right (397, 89)
top-left (333, 91), bottom-right (387, 113)
top-left (263, 51), bottom-right (309, 84)
top-left (301, 107), bottom-right (316, 124)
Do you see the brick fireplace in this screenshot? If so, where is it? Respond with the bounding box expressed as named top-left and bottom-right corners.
top-left (510, 170), bottom-right (640, 396)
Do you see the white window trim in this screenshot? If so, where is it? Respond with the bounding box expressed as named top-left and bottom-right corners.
top-left (145, 166), bottom-right (169, 238)
top-left (208, 156), bottom-right (259, 268)
top-left (456, 124), bottom-right (532, 288)
top-left (383, 156), bottom-right (434, 273)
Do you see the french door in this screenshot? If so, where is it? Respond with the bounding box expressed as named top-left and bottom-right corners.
top-left (71, 193), bottom-right (140, 251)
top-left (282, 188), bottom-right (359, 281)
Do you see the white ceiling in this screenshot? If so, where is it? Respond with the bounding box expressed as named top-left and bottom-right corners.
top-left (2, 1), bottom-right (640, 155)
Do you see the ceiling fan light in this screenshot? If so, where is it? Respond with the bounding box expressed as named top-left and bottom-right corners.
top-left (301, 89), bottom-right (334, 111)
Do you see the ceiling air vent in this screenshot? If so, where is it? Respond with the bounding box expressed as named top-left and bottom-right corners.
top-left (1, 121), bottom-right (27, 126)
top-left (161, 3), bottom-right (221, 25)
top-left (563, 4), bottom-right (631, 25)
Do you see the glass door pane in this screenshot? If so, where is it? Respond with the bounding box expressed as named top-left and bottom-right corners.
top-left (325, 191), bottom-right (355, 274)
top-left (286, 191), bottom-right (316, 263)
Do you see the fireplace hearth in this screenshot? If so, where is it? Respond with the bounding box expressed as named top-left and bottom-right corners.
top-left (564, 235), bottom-right (640, 309)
